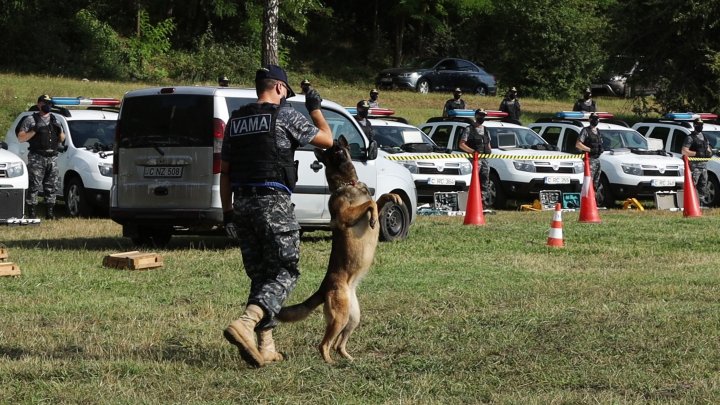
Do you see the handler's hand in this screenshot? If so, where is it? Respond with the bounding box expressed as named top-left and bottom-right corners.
top-left (305, 89), bottom-right (323, 112)
top-left (223, 210), bottom-right (239, 240)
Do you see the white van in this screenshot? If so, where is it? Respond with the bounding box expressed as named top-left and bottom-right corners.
top-left (111, 87), bottom-right (417, 246)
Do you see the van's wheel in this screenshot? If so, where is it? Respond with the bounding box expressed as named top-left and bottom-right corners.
top-left (378, 198), bottom-right (410, 242)
top-left (131, 227), bottom-right (172, 248)
top-left (64, 177), bottom-right (91, 217)
top-left (488, 173), bottom-right (507, 209)
top-left (707, 173), bottom-right (720, 207)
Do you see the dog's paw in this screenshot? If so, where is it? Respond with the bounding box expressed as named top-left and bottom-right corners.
top-left (369, 216), bottom-right (377, 229)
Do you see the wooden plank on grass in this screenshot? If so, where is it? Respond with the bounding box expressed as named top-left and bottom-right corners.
top-left (102, 251), bottom-right (164, 270)
top-left (0, 262), bottom-right (21, 276)
top-left (0, 246), bottom-right (8, 261)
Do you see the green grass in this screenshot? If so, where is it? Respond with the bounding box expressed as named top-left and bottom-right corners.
top-left (2, 211), bottom-right (720, 403)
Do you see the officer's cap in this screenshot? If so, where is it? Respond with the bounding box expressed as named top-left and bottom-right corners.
top-left (510, 86), bottom-right (517, 92)
top-left (584, 87), bottom-right (592, 94)
top-left (694, 117), bottom-right (704, 124)
top-left (256, 65), bottom-right (296, 97)
top-left (454, 87), bottom-right (462, 94)
top-left (370, 88), bottom-right (379, 95)
top-left (474, 108), bottom-right (487, 116)
top-left (38, 94), bottom-right (52, 103)
top-left (357, 100), bottom-right (371, 109)
top-left (218, 75), bottom-right (229, 82)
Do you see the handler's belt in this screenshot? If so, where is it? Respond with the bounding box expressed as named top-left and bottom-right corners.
top-left (29, 149), bottom-right (58, 157)
top-left (235, 186), bottom-right (289, 197)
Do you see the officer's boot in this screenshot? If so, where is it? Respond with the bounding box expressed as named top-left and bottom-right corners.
top-left (45, 204), bottom-right (56, 220)
top-left (223, 304), bottom-right (265, 367)
top-left (257, 329), bottom-right (284, 363)
top-left (27, 204), bottom-right (37, 219)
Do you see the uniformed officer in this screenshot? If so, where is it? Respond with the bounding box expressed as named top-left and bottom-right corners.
top-left (17, 95), bottom-right (66, 219)
top-left (458, 109), bottom-right (492, 207)
top-left (354, 100), bottom-right (375, 142)
top-left (682, 117), bottom-right (713, 206)
top-left (499, 86), bottom-right (521, 124)
top-left (575, 113), bottom-right (604, 194)
top-left (368, 88), bottom-right (380, 107)
top-left (443, 88), bottom-right (466, 117)
top-left (300, 79), bottom-right (311, 95)
top-left (220, 65), bottom-right (334, 368)
top-left (573, 88), bottom-right (597, 112)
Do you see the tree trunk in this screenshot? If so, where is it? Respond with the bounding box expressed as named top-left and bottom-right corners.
top-left (393, 15), bottom-right (405, 67)
top-left (262, 0), bottom-right (279, 66)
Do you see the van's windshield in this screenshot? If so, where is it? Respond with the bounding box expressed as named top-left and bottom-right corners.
top-left (118, 95), bottom-right (214, 147)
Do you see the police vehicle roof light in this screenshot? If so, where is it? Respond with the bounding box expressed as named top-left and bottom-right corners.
top-left (664, 112), bottom-right (718, 121)
top-left (345, 107), bottom-right (396, 116)
top-left (446, 109), bottom-right (508, 118)
top-left (50, 97), bottom-right (121, 107)
top-left (554, 111), bottom-right (614, 119)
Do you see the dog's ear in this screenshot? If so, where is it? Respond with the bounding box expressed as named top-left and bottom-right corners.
top-left (314, 147), bottom-right (325, 162)
top-left (337, 135), bottom-right (349, 148)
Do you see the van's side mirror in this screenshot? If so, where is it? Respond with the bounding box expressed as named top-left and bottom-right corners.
top-left (0, 141), bottom-right (8, 150)
top-left (367, 140), bottom-right (378, 160)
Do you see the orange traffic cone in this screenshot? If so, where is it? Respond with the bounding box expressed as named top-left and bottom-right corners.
top-left (579, 153), bottom-right (602, 223)
top-left (682, 155), bottom-right (702, 217)
top-left (464, 151), bottom-right (486, 225)
top-left (547, 203), bottom-right (565, 247)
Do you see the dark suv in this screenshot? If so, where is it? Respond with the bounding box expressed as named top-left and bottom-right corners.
top-left (375, 58), bottom-right (497, 96)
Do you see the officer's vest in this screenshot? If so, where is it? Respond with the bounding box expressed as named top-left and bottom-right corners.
top-left (356, 117), bottom-right (374, 140)
top-left (28, 113), bottom-right (61, 153)
top-left (582, 127), bottom-right (604, 158)
top-left (689, 132), bottom-right (711, 158)
top-left (466, 125), bottom-right (491, 154)
top-left (446, 99), bottom-right (464, 111)
top-left (226, 103), bottom-right (297, 189)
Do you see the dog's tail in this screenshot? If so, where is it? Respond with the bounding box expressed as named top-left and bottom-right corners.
top-left (276, 289), bottom-right (325, 322)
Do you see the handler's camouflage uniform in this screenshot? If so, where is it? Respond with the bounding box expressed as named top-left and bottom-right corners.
top-left (19, 114), bottom-right (61, 205)
top-left (222, 106), bottom-right (318, 330)
top-left (460, 123), bottom-right (491, 207)
top-left (683, 129), bottom-right (712, 205)
top-left (578, 125), bottom-right (604, 193)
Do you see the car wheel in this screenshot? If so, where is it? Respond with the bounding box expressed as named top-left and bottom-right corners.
top-left (488, 173), bottom-right (507, 209)
top-left (131, 227), bottom-right (172, 248)
top-left (706, 173), bottom-right (720, 207)
top-left (416, 79), bottom-right (430, 94)
top-left (64, 176), bottom-right (92, 217)
top-left (378, 197), bottom-right (410, 241)
top-left (474, 85), bottom-right (488, 96)
top-left (596, 175), bottom-right (615, 208)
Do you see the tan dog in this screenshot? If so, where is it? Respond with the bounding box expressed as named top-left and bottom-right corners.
top-left (277, 136), bottom-right (402, 363)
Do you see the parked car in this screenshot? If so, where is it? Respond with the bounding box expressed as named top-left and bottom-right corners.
top-left (4, 97), bottom-right (119, 217)
top-left (590, 56), bottom-right (656, 97)
top-left (632, 112), bottom-right (720, 206)
top-left (367, 116), bottom-right (473, 203)
top-left (375, 58), bottom-right (497, 96)
top-left (0, 142), bottom-right (28, 220)
top-left (530, 111), bottom-right (684, 207)
top-left (111, 87), bottom-right (417, 246)
top-left (420, 110), bottom-right (584, 209)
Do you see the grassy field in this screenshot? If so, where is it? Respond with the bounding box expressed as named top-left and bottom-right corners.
top-left (2, 210), bottom-right (720, 404)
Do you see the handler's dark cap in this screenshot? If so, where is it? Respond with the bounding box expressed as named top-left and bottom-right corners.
top-left (218, 75), bottom-right (229, 82)
top-left (256, 65), bottom-right (296, 97)
top-left (357, 100), bottom-right (371, 109)
top-left (584, 87), bottom-right (592, 94)
top-left (370, 88), bottom-right (379, 95)
top-left (474, 108), bottom-right (487, 116)
top-left (694, 117), bottom-right (704, 124)
top-left (37, 94), bottom-right (52, 103)
top-left (300, 79), bottom-right (311, 86)
top-left (510, 86), bottom-right (517, 92)
top-left (454, 87), bottom-right (462, 93)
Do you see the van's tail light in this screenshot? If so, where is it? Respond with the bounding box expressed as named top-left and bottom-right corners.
top-left (213, 118), bottom-right (225, 174)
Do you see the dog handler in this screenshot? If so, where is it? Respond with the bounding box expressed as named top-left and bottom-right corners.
top-left (220, 65), bottom-right (333, 367)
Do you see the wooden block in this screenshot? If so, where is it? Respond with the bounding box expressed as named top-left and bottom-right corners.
top-left (0, 246), bottom-right (7, 261)
top-left (102, 251), bottom-right (163, 270)
top-left (0, 262), bottom-right (21, 276)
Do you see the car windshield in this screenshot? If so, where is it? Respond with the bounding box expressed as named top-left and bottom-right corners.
top-left (68, 120), bottom-right (117, 150)
top-left (374, 126), bottom-right (436, 148)
top-left (600, 129), bottom-right (648, 149)
top-left (703, 131), bottom-right (720, 149)
top-left (486, 127), bottom-right (548, 149)
top-left (405, 58), bottom-right (440, 69)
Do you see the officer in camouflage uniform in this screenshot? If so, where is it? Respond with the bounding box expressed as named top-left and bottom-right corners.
top-left (499, 86), bottom-right (521, 124)
top-left (442, 88), bottom-right (466, 117)
top-left (354, 99), bottom-right (375, 142)
top-left (220, 65), bottom-right (333, 368)
top-left (17, 95), bottom-right (66, 219)
top-left (458, 109), bottom-right (492, 207)
top-left (575, 113), bottom-right (604, 197)
top-left (682, 117), bottom-right (713, 206)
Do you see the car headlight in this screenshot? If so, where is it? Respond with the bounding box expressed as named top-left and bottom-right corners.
top-left (610, 75), bottom-right (625, 82)
top-left (621, 163), bottom-right (643, 175)
top-left (98, 163), bottom-right (113, 177)
top-left (513, 161), bottom-right (535, 172)
top-left (459, 161), bottom-right (472, 175)
top-left (400, 161), bottom-right (419, 174)
top-left (5, 162), bottom-right (24, 178)
top-left (573, 161), bottom-right (584, 173)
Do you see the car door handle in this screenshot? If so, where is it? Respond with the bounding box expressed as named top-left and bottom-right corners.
top-left (310, 161), bottom-right (323, 172)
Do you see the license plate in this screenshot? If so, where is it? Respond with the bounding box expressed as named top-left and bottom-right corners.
top-left (545, 176), bottom-right (571, 184)
top-left (428, 177), bottom-right (456, 186)
top-left (143, 166), bottom-right (183, 178)
top-left (651, 179), bottom-right (675, 187)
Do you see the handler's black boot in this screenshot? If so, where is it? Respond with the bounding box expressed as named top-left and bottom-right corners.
top-left (26, 205), bottom-right (37, 219)
top-left (45, 204), bottom-right (56, 220)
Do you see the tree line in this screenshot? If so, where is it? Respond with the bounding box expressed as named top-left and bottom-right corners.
top-left (2, 0), bottom-right (719, 113)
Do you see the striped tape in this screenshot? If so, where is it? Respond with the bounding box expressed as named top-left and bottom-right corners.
top-left (384, 153), bottom-right (584, 161)
top-left (688, 157), bottom-right (720, 161)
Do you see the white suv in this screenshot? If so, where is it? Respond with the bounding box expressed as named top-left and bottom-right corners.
top-left (420, 111), bottom-right (584, 209)
top-left (111, 87), bottom-right (417, 246)
top-left (530, 111), bottom-right (684, 207)
top-left (5, 98), bottom-right (119, 217)
top-left (367, 117), bottom-right (472, 203)
top-left (0, 142), bottom-right (28, 220)
top-left (632, 112), bottom-right (720, 206)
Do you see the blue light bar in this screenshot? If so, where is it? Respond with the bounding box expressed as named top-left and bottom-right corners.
top-left (664, 112), bottom-right (695, 120)
top-left (447, 109), bottom-right (476, 117)
top-left (555, 111), bottom-right (586, 119)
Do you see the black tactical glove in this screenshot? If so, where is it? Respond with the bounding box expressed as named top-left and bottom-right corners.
top-left (305, 89), bottom-right (323, 112)
top-left (223, 210), bottom-right (239, 240)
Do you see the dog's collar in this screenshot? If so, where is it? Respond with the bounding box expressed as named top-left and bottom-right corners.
top-left (339, 180), bottom-right (356, 187)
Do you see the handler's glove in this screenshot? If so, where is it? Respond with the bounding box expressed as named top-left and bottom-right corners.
top-left (305, 89), bottom-right (323, 112)
top-left (223, 210), bottom-right (239, 240)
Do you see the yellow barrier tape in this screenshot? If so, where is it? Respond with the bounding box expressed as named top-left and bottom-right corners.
top-left (688, 157), bottom-right (720, 161)
top-left (384, 153), bottom-right (584, 161)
